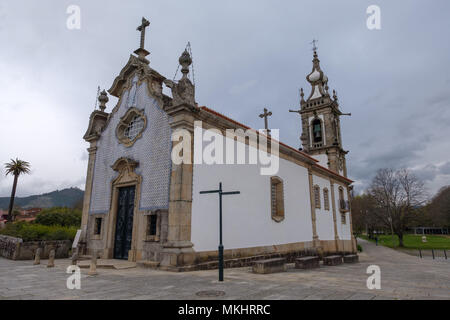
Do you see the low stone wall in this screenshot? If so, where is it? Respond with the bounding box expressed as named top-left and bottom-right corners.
top-left (0, 235), bottom-right (72, 260)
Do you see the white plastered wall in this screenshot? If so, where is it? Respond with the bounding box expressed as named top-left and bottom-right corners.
top-left (191, 130), bottom-right (314, 252)
top-left (312, 175), bottom-right (335, 241)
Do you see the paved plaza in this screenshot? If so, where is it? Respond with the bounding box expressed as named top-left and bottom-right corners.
top-left (0, 239), bottom-right (449, 300)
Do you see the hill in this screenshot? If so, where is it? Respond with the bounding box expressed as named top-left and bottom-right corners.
top-left (0, 187), bottom-right (84, 209)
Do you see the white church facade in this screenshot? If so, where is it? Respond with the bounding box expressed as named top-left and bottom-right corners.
top-left (79, 18), bottom-right (356, 271)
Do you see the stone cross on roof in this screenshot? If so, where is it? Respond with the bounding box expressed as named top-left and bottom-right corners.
top-left (259, 108), bottom-right (272, 135)
top-left (137, 17), bottom-right (150, 49)
top-left (134, 17), bottom-right (151, 63)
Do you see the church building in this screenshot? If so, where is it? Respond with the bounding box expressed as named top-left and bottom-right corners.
top-left (79, 18), bottom-right (356, 271)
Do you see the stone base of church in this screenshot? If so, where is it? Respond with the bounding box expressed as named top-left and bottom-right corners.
top-left (138, 239), bottom-right (356, 272)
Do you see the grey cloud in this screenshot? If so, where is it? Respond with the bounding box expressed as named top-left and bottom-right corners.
top-left (1, 0), bottom-right (450, 197)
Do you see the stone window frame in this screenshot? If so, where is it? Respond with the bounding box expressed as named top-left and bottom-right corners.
top-left (310, 115), bottom-right (325, 148)
top-left (314, 185), bottom-right (321, 209)
top-left (91, 215), bottom-right (104, 240)
top-left (145, 210), bottom-right (161, 242)
top-left (116, 107), bottom-right (147, 147)
top-left (270, 176), bottom-right (285, 223)
top-left (341, 211), bottom-right (347, 225)
top-left (94, 217), bottom-right (102, 235)
top-left (323, 188), bottom-right (330, 211)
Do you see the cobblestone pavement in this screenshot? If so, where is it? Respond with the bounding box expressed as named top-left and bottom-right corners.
top-left (0, 239), bottom-right (449, 300)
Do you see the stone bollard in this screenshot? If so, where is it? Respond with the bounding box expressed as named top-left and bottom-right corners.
top-left (88, 253), bottom-right (98, 276)
top-left (33, 248), bottom-right (42, 265)
top-left (47, 249), bottom-right (55, 268)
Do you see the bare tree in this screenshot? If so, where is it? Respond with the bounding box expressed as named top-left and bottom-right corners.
top-left (369, 168), bottom-right (427, 247)
top-left (351, 194), bottom-right (380, 238)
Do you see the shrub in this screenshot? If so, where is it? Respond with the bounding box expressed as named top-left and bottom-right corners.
top-left (34, 207), bottom-right (81, 227)
top-left (357, 244), bottom-right (363, 252)
top-left (0, 221), bottom-right (77, 241)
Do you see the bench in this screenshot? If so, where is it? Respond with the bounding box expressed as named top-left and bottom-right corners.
top-left (295, 256), bottom-right (320, 269)
top-left (252, 258), bottom-right (286, 274)
top-left (323, 255), bottom-right (343, 266)
top-left (343, 254), bottom-right (359, 263)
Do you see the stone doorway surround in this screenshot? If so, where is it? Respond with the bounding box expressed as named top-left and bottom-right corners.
top-left (104, 157), bottom-right (142, 262)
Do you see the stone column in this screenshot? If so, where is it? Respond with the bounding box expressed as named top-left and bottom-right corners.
top-left (160, 109), bottom-right (196, 268)
top-left (79, 143), bottom-right (98, 253)
top-left (330, 181), bottom-right (340, 252)
top-left (308, 168), bottom-right (321, 255)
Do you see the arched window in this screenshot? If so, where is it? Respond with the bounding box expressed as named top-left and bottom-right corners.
top-left (312, 119), bottom-right (323, 143)
top-left (314, 185), bottom-right (321, 209)
top-left (270, 177), bottom-right (285, 222)
top-left (323, 188), bottom-right (330, 211)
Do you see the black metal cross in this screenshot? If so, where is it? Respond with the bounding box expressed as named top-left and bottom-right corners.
top-left (259, 108), bottom-right (272, 135)
top-left (200, 182), bottom-right (240, 282)
top-left (311, 39), bottom-right (319, 52)
top-left (137, 17), bottom-right (150, 49)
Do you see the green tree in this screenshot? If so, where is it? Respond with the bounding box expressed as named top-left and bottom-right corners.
top-left (34, 207), bottom-right (81, 227)
top-left (4, 159), bottom-right (31, 223)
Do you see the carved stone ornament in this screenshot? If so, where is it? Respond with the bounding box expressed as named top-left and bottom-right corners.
top-left (115, 107), bottom-right (147, 147)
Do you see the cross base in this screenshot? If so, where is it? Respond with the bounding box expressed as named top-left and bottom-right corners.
top-left (134, 48), bottom-right (150, 63)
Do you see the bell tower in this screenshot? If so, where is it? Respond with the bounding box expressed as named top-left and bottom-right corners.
top-left (291, 47), bottom-right (350, 177)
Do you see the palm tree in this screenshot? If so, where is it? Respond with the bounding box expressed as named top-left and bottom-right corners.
top-left (5, 158), bottom-right (31, 222)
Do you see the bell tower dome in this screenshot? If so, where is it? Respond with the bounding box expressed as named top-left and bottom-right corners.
top-left (295, 48), bottom-right (351, 177)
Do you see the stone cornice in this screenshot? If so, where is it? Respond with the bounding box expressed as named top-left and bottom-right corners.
top-left (83, 110), bottom-right (108, 142)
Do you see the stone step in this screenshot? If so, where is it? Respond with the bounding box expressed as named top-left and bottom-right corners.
top-left (343, 254), bottom-right (359, 263)
top-left (137, 260), bottom-right (161, 269)
top-left (295, 256), bottom-right (320, 269)
top-left (252, 258), bottom-right (286, 274)
top-left (323, 255), bottom-right (343, 266)
top-left (77, 255), bottom-right (93, 261)
top-left (77, 259), bottom-right (136, 270)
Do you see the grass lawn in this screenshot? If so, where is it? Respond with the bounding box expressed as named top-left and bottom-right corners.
top-left (360, 234), bottom-right (450, 250)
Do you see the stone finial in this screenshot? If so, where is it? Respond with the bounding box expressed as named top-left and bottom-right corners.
top-left (33, 248), bottom-right (41, 265)
top-left (179, 49), bottom-right (192, 79)
top-left (333, 90), bottom-right (338, 101)
top-left (47, 249), bottom-right (55, 268)
top-left (163, 49), bottom-right (195, 107)
top-left (88, 253), bottom-right (98, 276)
top-left (300, 88), bottom-right (305, 102)
top-left (98, 90), bottom-right (108, 112)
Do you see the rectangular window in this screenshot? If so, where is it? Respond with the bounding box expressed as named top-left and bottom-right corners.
top-left (270, 177), bottom-right (285, 222)
top-left (148, 215), bottom-right (158, 236)
top-left (324, 189), bottom-right (330, 211)
top-left (314, 186), bottom-right (321, 209)
top-left (94, 218), bottom-right (102, 235)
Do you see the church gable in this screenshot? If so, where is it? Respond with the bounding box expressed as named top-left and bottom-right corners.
top-left (89, 75), bottom-right (172, 214)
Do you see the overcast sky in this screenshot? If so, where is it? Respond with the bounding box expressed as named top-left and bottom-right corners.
top-left (0, 0), bottom-right (449, 198)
